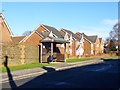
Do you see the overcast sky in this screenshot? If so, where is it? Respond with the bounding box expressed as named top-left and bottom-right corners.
top-left (1, 2), bottom-right (118, 42)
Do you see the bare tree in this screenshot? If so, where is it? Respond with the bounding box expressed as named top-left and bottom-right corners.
top-left (22, 30), bottom-right (32, 36)
top-left (113, 23), bottom-right (119, 40)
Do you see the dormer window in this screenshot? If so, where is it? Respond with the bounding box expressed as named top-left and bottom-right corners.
top-left (49, 31), bottom-right (54, 37)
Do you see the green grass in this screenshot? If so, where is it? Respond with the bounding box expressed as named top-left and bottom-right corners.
top-left (104, 56), bottom-right (120, 59)
top-left (66, 58), bottom-right (93, 63)
top-left (0, 63), bottom-right (56, 73)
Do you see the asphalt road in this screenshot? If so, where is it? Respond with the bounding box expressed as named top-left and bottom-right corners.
top-left (2, 59), bottom-right (120, 88)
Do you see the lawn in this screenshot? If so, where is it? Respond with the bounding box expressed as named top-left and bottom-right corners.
top-left (0, 58), bottom-right (94, 73)
top-left (66, 58), bottom-right (93, 63)
top-left (0, 63), bottom-right (56, 73)
top-left (104, 56), bottom-right (120, 59)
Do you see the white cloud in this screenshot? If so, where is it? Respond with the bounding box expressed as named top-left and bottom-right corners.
top-left (102, 19), bottom-right (118, 26)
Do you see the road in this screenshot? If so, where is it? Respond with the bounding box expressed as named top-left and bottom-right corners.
top-left (2, 59), bottom-right (120, 88)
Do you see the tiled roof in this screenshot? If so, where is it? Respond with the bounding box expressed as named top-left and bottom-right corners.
top-left (76, 32), bottom-right (92, 42)
top-left (60, 32), bottom-right (66, 37)
top-left (76, 32), bottom-right (98, 43)
top-left (42, 24), bottom-right (64, 38)
top-left (36, 31), bottom-right (50, 38)
top-left (87, 35), bottom-right (97, 43)
top-left (99, 38), bottom-right (102, 44)
top-left (61, 29), bottom-right (80, 41)
top-left (11, 36), bottom-right (26, 42)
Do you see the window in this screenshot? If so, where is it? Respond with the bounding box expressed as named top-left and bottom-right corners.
top-left (76, 50), bottom-right (79, 55)
top-left (97, 44), bottom-right (99, 48)
top-left (97, 51), bottom-right (99, 53)
top-left (101, 45), bottom-right (103, 48)
top-left (80, 41), bottom-right (83, 46)
top-left (77, 41), bottom-right (79, 45)
top-left (70, 40), bottom-right (73, 45)
top-left (80, 43), bottom-right (83, 46)
top-left (91, 50), bottom-right (93, 54)
top-left (91, 44), bottom-right (93, 48)
top-left (116, 46), bottom-right (118, 49)
top-left (69, 49), bottom-right (72, 54)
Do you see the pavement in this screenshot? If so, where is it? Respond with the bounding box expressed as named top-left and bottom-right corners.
top-left (0, 58), bottom-right (104, 82)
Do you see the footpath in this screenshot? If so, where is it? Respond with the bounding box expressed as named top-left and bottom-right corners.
top-left (0, 58), bottom-right (103, 82)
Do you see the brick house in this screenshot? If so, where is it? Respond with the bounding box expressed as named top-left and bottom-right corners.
top-left (87, 35), bottom-right (100, 55)
top-left (76, 32), bottom-right (103, 55)
top-left (20, 24), bottom-right (63, 45)
top-left (76, 32), bottom-right (92, 56)
top-left (19, 24), bottom-right (68, 62)
top-left (19, 24), bottom-right (65, 53)
top-left (11, 36), bottom-right (26, 43)
top-left (0, 13), bottom-right (13, 43)
top-left (59, 29), bottom-right (82, 56)
top-left (99, 38), bottom-right (104, 54)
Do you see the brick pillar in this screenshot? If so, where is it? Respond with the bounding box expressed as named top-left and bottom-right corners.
top-left (21, 45), bottom-right (25, 64)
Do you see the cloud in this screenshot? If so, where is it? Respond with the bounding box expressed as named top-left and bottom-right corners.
top-left (102, 19), bottom-right (118, 26)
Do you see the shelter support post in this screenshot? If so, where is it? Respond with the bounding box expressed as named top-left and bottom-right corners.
top-left (64, 43), bottom-right (66, 62)
top-left (51, 42), bottom-right (53, 60)
top-left (40, 43), bottom-right (43, 63)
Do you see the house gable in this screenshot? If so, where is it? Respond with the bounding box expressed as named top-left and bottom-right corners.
top-left (0, 13), bottom-right (13, 42)
top-left (24, 32), bottom-right (43, 45)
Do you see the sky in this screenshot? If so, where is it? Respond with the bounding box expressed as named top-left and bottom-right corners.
top-left (1, 2), bottom-right (118, 42)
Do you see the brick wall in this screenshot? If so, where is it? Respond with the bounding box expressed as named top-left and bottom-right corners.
top-left (0, 42), bottom-right (39, 65)
top-left (84, 38), bottom-right (91, 55)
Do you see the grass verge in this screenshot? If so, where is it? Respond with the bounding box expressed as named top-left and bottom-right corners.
top-left (104, 56), bottom-right (120, 59)
top-left (0, 63), bottom-right (56, 73)
top-left (0, 58), bottom-right (94, 73)
top-left (66, 58), bottom-right (93, 63)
